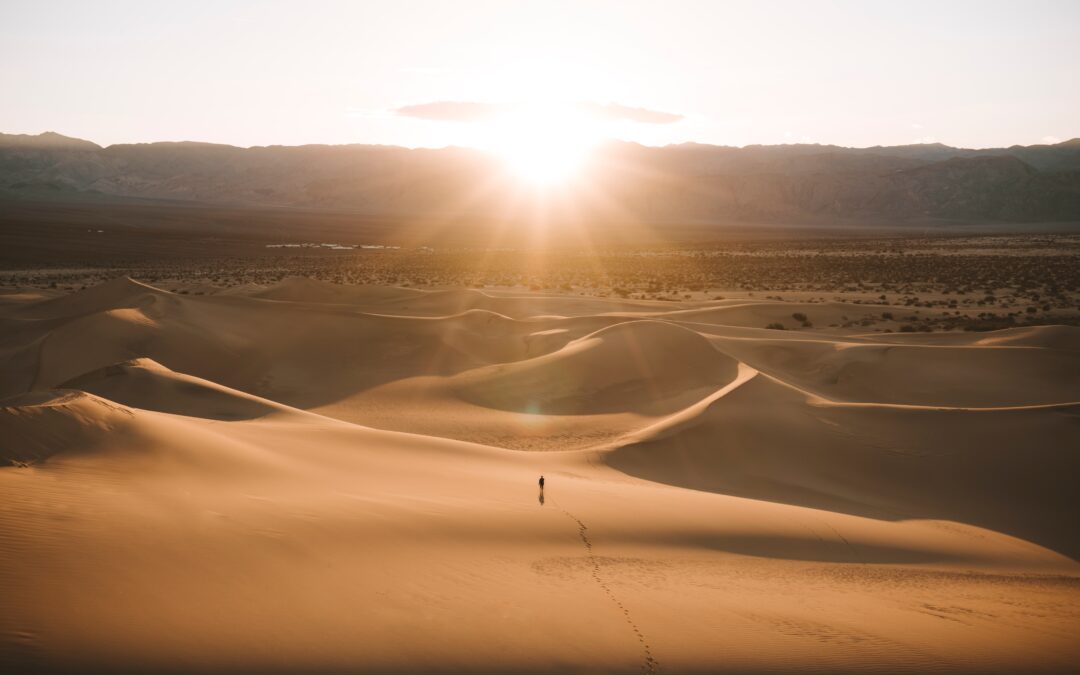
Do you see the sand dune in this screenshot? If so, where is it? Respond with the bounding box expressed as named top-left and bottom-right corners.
top-left (609, 371), bottom-right (1080, 557)
top-left (58, 358), bottom-right (306, 420)
top-left (13, 276), bottom-right (174, 320)
top-left (229, 276), bottom-right (677, 319)
top-left (1, 389), bottom-right (137, 464)
top-left (2, 278), bottom-right (1079, 674)
top-left (633, 300), bottom-right (890, 330)
top-left (708, 336), bottom-right (1080, 407)
top-left (452, 320), bottom-right (740, 414)
top-left (242, 276), bottom-right (428, 305)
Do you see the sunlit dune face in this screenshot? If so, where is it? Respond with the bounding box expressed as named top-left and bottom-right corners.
top-left (476, 104), bottom-right (598, 187)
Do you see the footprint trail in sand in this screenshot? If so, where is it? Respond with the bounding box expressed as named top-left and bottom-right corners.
top-left (553, 496), bottom-right (660, 674)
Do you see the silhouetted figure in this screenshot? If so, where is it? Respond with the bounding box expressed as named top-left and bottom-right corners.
top-left (539, 475), bottom-right (545, 490)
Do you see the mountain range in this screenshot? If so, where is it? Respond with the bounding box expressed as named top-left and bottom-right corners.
top-left (3, 131), bottom-right (1080, 223)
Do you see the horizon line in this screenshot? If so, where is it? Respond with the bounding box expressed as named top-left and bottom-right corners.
top-left (3, 129), bottom-right (1079, 154)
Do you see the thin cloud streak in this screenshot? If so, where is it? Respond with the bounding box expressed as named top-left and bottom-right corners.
top-left (394, 100), bottom-right (684, 125)
top-left (394, 101), bottom-right (504, 122)
top-left (577, 102), bottom-right (684, 124)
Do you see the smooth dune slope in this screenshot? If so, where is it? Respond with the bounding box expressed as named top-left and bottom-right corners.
top-left (2, 278), bottom-right (1079, 674)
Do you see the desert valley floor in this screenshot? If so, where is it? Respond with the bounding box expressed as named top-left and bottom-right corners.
top-left (2, 277), bottom-right (1079, 674)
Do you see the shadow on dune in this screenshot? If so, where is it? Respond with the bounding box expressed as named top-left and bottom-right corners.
top-left (606, 372), bottom-right (1080, 561)
top-left (621, 530), bottom-right (979, 565)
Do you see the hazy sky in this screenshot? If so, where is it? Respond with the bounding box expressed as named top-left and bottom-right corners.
top-left (2, 0), bottom-right (1078, 149)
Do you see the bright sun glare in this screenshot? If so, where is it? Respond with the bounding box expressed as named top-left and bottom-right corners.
top-left (477, 104), bottom-right (597, 187)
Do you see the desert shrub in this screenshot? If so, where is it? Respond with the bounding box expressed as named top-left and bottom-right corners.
top-left (792, 312), bottom-right (807, 322)
top-left (881, 311), bottom-right (894, 320)
top-left (899, 324), bottom-right (917, 332)
top-left (765, 322), bottom-right (786, 330)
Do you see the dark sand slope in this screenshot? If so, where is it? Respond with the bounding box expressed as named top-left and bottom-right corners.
top-left (2, 278), bottom-right (1079, 674)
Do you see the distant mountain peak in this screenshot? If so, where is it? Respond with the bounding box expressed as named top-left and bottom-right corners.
top-left (0, 131), bottom-right (100, 150)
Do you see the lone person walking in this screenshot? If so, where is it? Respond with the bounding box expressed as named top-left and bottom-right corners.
top-left (539, 475), bottom-right (545, 490)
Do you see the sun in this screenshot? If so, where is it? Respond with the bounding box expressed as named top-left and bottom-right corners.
top-left (477, 103), bottom-right (598, 187)
top-left (499, 134), bottom-right (589, 186)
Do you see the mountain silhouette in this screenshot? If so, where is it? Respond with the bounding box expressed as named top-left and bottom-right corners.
top-left (3, 132), bottom-right (1080, 222)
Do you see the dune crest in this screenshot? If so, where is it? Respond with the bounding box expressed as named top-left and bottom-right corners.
top-left (58, 358), bottom-right (308, 421)
top-left (1, 389), bottom-right (135, 464)
top-left (17, 276), bottom-right (174, 319)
